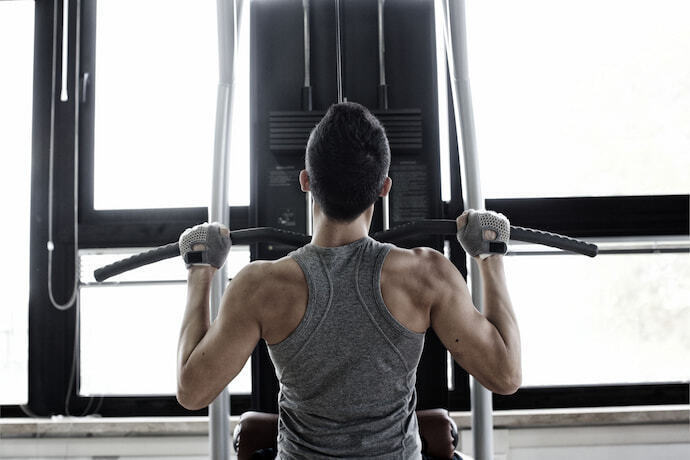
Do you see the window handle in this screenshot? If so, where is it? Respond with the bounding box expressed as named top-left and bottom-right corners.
top-left (81, 72), bottom-right (90, 103)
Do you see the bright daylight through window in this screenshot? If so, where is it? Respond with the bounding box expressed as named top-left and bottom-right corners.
top-left (83, 0), bottom-right (253, 399)
top-left (79, 247), bottom-right (252, 396)
top-left (464, 0), bottom-right (690, 388)
top-left (0, 1), bottom-right (34, 406)
top-left (59, 0), bottom-right (690, 402)
top-left (94, 0), bottom-right (250, 209)
top-left (466, 0), bottom-right (690, 199)
top-left (504, 251), bottom-right (690, 387)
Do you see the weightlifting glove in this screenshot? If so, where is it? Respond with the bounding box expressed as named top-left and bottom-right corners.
top-left (456, 209), bottom-right (510, 259)
top-left (178, 222), bottom-right (232, 269)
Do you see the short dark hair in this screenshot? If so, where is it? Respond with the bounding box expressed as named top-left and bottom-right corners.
top-left (305, 102), bottom-right (390, 222)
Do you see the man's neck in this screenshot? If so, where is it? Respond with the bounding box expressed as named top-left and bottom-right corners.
top-left (310, 207), bottom-right (373, 248)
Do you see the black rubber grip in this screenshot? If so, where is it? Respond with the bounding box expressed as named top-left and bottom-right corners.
top-left (509, 225), bottom-right (598, 257)
top-left (373, 220), bottom-right (598, 257)
top-left (94, 221), bottom-right (597, 282)
top-left (94, 242), bottom-right (182, 283)
top-left (93, 227), bottom-right (310, 282)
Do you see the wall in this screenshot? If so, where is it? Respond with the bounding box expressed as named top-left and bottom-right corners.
top-left (1, 408), bottom-right (689, 459)
top-left (459, 425), bottom-right (690, 460)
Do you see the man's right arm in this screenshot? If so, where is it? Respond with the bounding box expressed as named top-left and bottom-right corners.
top-left (428, 250), bottom-right (521, 395)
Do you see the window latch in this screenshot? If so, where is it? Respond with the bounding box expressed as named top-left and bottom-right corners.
top-left (81, 72), bottom-right (90, 103)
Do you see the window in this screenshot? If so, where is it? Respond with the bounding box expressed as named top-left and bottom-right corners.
top-left (62, 0), bottom-right (254, 414)
top-left (26, 0), bottom-right (686, 417)
top-left (93, 0), bottom-right (250, 209)
top-left (446, 0), bottom-right (690, 409)
top-left (79, 247), bottom-right (252, 396)
top-left (0, 0), bottom-right (35, 406)
top-left (505, 246), bottom-right (690, 387)
top-left (466, 0), bottom-right (690, 199)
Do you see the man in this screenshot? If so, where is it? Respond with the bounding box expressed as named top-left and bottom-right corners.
top-left (176, 102), bottom-right (521, 459)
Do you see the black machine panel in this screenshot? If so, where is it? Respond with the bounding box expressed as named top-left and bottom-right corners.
top-left (250, 0), bottom-right (447, 412)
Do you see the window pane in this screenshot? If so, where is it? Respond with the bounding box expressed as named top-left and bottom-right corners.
top-left (94, 0), bottom-right (250, 209)
top-left (0, 1), bottom-right (34, 405)
top-left (79, 247), bottom-right (252, 395)
top-left (504, 251), bottom-right (690, 386)
top-left (466, 0), bottom-right (690, 198)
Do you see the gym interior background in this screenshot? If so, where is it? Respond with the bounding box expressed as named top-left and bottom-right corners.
top-left (1, 0), bottom-right (688, 458)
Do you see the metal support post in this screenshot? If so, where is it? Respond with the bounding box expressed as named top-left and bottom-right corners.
top-left (378, 0), bottom-right (390, 231)
top-left (303, 0), bottom-right (314, 236)
top-left (210, 0), bottom-right (240, 459)
top-left (441, 1), bottom-right (493, 458)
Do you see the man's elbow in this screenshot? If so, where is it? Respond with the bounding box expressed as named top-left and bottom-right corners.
top-left (177, 383), bottom-right (215, 411)
top-left (176, 370), bottom-right (210, 411)
top-left (176, 388), bottom-right (208, 411)
top-left (493, 367), bottom-right (522, 395)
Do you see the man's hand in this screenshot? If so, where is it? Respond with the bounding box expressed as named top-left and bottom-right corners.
top-left (456, 209), bottom-right (510, 259)
top-left (179, 222), bottom-right (232, 269)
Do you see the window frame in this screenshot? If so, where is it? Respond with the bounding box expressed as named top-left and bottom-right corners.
top-left (1, 0), bottom-right (251, 419)
top-left (442, 64), bottom-right (690, 410)
top-left (5, 0), bottom-right (688, 419)
top-left (77, 0), bottom-right (252, 415)
top-left (0, 0), bottom-right (36, 409)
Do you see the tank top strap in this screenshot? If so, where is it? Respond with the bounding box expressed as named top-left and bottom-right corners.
top-left (356, 238), bottom-right (427, 371)
top-left (267, 244), bottom-right (333, 373)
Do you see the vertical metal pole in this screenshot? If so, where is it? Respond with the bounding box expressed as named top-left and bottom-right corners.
top-left (210, 1), bottom-right (239, 459)
top-left (377, 0), bottom-right (390, 230)
top-left (377, 0), bottom-right (388, 111)
top-left (302, 0), bottom-right (311, 91)
top-left (377, 0), bottom-right (386, 89)
top-left (441, 1), bottom-right (493, 459)
top-left (382, 196), bottom-right (390, 230)
top-left (334, 0), bottom-right (344, 103)
top-left (303, 0), bottom-right (314, 236)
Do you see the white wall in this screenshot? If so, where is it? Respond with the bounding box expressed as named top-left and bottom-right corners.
top-left (1, 419), bottom-right (688, 459)
top-left (459, 424), bottom-right (690, 460)
top-left (0, 436), bottom-right (211, 460)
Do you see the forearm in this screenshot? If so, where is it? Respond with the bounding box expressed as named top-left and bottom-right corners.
top-left (177, 267), bottom-right (215, 372)
top-left (477, 256), bottom-right (521, 379)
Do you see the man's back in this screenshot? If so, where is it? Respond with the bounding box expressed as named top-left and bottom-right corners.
top-left (176, 103), bottom-right (520, 458)
top-left (262, 237), bottom-right (429, 459)
top-left (258, 245), bottom-right (439, 346)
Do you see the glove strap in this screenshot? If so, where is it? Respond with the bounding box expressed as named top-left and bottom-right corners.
top-left (488, 241), bottom-right (508, 254)
top-left (183, 251), bottom-right (207, 266)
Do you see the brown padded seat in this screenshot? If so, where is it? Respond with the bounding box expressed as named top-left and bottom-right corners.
top-left (417, 408), bottom-right (459, 459)
top-left (233, 408), bottom-right (461, 460)
top-left (233, 411), bottom-right (279, 459)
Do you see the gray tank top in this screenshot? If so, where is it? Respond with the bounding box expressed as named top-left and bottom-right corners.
top-left (268, 236), bottom-right (426, 459)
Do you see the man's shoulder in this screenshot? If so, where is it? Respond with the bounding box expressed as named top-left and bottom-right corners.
top-left (386, 245), bottom-right (448, 277)
top-left (233, 256), bottom-right (307, 344)
top-left (378, 246), bottom-right (450, 328)
top-left (383, 246), bottom-right (450, 297)
top-left (236, 256), bottom-right (305, 291)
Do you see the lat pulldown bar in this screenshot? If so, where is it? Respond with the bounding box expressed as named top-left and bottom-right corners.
top-left (93, 222), bottom-right (597, 283)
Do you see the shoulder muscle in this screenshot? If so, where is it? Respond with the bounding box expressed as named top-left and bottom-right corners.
top-left (380, 246), bottom-right (449, 332)
top-left (232, 257), bottom-right (307, 344)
